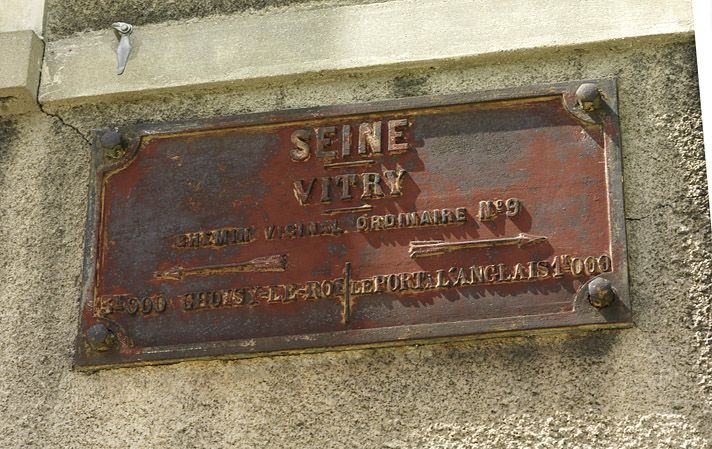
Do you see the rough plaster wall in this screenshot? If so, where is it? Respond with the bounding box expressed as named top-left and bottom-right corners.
top-left (44, 0), bottom-right (391, 39)
top-left (0, 36), bottom-right (710, 448)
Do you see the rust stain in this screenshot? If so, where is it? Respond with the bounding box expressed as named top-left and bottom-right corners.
top-left (76, 79), bottom-right (630, 369)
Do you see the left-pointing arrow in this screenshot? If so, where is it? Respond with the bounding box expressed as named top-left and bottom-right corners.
top-left (154, 254), bottom-right (287, 280)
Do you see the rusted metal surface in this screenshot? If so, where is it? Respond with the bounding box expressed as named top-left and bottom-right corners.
top-left (76, 79), bottom-right (631, 370)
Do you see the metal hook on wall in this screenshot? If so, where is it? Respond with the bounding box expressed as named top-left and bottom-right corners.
top-left (111, 22), bottom-right (133, 75)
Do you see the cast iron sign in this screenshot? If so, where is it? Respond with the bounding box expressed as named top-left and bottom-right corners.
top-left (76, 79), bottom-right (631, 369)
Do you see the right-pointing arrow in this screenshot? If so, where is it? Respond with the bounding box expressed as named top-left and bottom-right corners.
top-left (408, 233), bottom-right (547, 258)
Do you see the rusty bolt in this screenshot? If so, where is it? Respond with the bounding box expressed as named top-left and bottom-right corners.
top-left (86, 324), bottom-right (116, 351)
top-left (99, 130), bottom-right (122, 149)
top-left (100, 130), bottom-right (127, 160)
top-left (588, 277), bottom-right (616, 308)
top-left (575, 83), bottom-right (602, 111)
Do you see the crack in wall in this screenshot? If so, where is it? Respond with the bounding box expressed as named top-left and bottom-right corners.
top-left (37, 103), bottom-right (92, 146)
top-left (35, 38), bottom-right (92, 147)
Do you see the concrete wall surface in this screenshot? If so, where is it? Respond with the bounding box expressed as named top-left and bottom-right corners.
top-left (39, 0), bottom-right (693, 105)
top-left (0, 1), bottom-right (710, 448)
top-left (0, 30), bottom-right (44, 115)
top-left (0, 0), bottom-right (46, 36)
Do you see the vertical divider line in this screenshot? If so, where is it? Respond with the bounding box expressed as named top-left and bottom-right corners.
top-left (343, 262), bottom-right (351, 324)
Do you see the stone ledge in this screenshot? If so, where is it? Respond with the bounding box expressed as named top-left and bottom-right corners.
top-left (39, 0), bottom-right (693, 106)
top-left (0, 0), bottom-right (46, 37)
top-left (0, 30), bottom-right (45, 115)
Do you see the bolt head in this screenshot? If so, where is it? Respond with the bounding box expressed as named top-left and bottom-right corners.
top-left (99, 130), bottom-right (122, 150)
top-left (111, 22), bottom-right (133, 34)
top-left (86, 324), bottom-right (115, 351)
top-left (588, 277), bottom-right (616, 308)
top-left (575, 83), bottom-right (602, 111)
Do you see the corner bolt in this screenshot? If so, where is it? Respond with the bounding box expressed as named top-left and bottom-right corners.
top-left (100, 130), bottom-right (125, 160)
top-left (588, 277), bottom-right (616, 308)
top-left (86, 324), bottom-right (116, 351)
top-left (575, 83), bottom-right (602, 112)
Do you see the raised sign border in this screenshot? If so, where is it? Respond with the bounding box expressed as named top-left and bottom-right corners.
top-left (76, 78), bottom-right (630, 370)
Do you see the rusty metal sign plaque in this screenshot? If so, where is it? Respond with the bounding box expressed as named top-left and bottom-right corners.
top-left (76, 79), bottom-right (631, 369)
